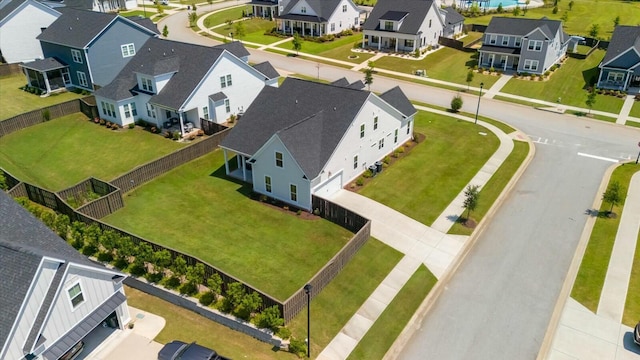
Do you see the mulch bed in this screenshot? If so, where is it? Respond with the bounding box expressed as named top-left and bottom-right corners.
top-left (249, 192), bottom-right (321, 220)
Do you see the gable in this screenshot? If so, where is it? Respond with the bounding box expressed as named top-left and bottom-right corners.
top-left (604, 48), bottom-right (640, 69)
top-left (363, 0), bottom-right (434, 34)
top-left (524, 28), bottom-right (550, 41)
top-left (0, 0), bottom-right (59, 27)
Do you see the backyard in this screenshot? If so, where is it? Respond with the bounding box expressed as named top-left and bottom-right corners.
top-left (104, 150), bottom-right (353, 300)
top-left (0, 73), bottom-right (84, 120)
top-left (0, 113), bottom-right (184, 190)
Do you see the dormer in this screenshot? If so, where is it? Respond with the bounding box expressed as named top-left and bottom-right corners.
top-left (379, 11), bottom-right (409, 32)
top-left (134, 54), bottom-right (180, 94)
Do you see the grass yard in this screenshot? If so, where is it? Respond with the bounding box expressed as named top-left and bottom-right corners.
top-left (202, 6), bottom-right (246, 28)
top-left (286, 238), bottom-right (403, 357)
top-left (466, 0), bottom-right (640, 39)
top-left (121, 10), bottom-right (155, 18)
top-left (571, 163), bottom-right (640, 314)
top-left (275, 33), bottom-right (376, 64)
top-left (347, 265), bottom-right (437, 360)
top-left (358, 111), bottom-right (500, 226)
top-left (500, 49), bottom-right (624, 114)
top-left (624, 230), bottom-right (640, 327)
top-left (630, 101), bottom-right (640, 119)
top-left (374, 47), bottom-right (498, 89)
top-left (0, 74), bottom-right (84, 120)
top-left (449, 140), bottom-right (530, 235)
top-left (104, 150), bottom-right (353, 300)
top-left (125, 286), bottom-right (296, 360)
top-left (0, 113), bottom-right (184, 190)
top-left (213, 18), bottom-right (281, 45)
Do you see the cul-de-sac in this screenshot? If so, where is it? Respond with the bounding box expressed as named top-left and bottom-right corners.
top-left (1, 0), bottom-right (639, 358)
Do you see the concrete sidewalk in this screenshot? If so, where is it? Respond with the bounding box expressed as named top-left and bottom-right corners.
top-left (483, 74), bottom-right (512, 99)
top-left (616, 96), bottom-right (636, 125)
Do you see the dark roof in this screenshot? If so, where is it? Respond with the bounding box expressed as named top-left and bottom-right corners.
top-left (21, 57), bottom-right (67, 71)
top-left (37, 8), bottom-right (155, 48)
top-left (248, 0), bottom-right (278, 5)
top-left (331, 77), bottom-right (365, 90)
top-left (279, 0), bottom-right (343, 22)
top-left (0, 0), bottom-right (26, 22)
top-left (478, 44), bottom-right (521, 55)
top-left (209, 91), bottom-right (227, 102)
top-left (379, 86), bottom-right (416, 117)
top-left (442, 7), bottom-right (464, 25)
top-left (602, 25), bottom-right (640, 65)
top-left (485, 16), bottom-right (562, 39)
top-left (129, 16), bottom-right (160, 34)
top-left (221, 78), bottom-right (412, 178)
top-left (380, 10), bottom-right (408, 21)
top-left (252, 61), bottom-right (280, 80)
top-left (277, 13), bottom-right (324, 22)
top-left (215, 40), bottom-right (251, 59)
top-left (331, 77), bottom-right (350, 87)
top-left (363, 0), bottom-right (434, 34)
top-left (347, 80), bottom-right (365, 89)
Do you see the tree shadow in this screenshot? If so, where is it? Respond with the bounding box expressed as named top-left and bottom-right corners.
top-left (581, 66), bottom-right (599, 90)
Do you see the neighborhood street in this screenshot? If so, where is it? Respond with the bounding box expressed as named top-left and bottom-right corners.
top-left (159, 10), bottom-right (640, 359)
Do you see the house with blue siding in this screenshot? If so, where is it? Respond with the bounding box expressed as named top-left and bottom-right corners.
top-left (596, 25), bottom-right (640, 92)
top-left (21, 8), bottom-right (157, 93)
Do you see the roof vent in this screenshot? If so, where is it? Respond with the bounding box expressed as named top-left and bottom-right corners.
top-left (171, 49), bottom-right (175, 53)
top-left (148, 47), bottom-right (151, 52)
top-left (295, 99), bottom-right (298, 104)
top-left (163, 52), bottom-right (166, 56)
top-left (69, 26), bottom-right (72, 30)
top-left (333, 107), bottom-right (336, 111)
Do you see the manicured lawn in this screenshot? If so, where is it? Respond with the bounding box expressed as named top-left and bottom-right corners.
top-left (215, 18), bottom-right (281, 45)
top-left (202, 6), bottom-right (246, 28)
top-left (277, 33), bottom-right (363, 56)
top-left (358, 111), bottom-right (500, 226)
top-left (571, 163), bottom-right (640, 313)
top-left (317, 44), bottom-right (376, 64)
top-left (286, 238), bottom-right (403, 357)
top-left (630, 101), bottom-right (640, 119)
top-left (0, 113), bottom-right (184, 190)
top-left (347, 265), bottom-right (437, 360)
top-left (623, 230), bottom-right (640, 327)
top-left (449, 140), bottom-right (529, 235)
top-left (374, 47), bottom-right (498, 89)
top-left (0, 74), bottom-right (84, 120)
top-left (104, 150), bottom-right (353, 300)
top-left (121, 10), bottom-right (155, 18)
top-left (500, 49), bottom-right (624, 114)
top-left (467, 0), bottom-right (640, 39)
top-left (124, 286), bottom-right (296, 360)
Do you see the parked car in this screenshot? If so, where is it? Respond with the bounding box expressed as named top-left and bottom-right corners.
top-left (635, 321), bottom-right (640, 346)
top-left (59, 341), bottom-right (84, 360)
top-left (158, 341), bottom-right (230, 360)
top-left (154, 0), bottom-right (168, 4)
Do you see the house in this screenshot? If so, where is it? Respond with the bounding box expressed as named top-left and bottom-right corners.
top-left (478, 17), bottom-right (571, 74)
top-left (596, 25), bottom-right (640, 92)
top-left (249, 0), bottom-right (285, 19)
top-left (37, 0), bottom-right (137, 12)
top-left (219, 78), bottom-right (417, 211)
top-left (361, 0), bottom-right (462, 53)
top-left (94, 38), bottom-right (280, 134)
top-left (20, 8), bottom-right (158, 93)
top-left (0, 192), bottom-right (130, 360)
top-left (0, 0), bottom-right (60, 63)
top-left (275, 0), bottom-right (361, 37)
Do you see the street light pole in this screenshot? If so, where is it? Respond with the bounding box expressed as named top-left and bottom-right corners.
top-left (142, 0), bottom-right (147, 18)
top-left (475, 82), bottom-right (484, 125)
top-left (304, 284), bottom-right (312, 358)
top-left (229, 32), bottom-right (234, 42)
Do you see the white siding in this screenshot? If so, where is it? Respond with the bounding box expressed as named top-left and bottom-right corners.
top-left (326, 0), bottom-right (361, 32)
top-left (416, 3), bottom-right (445, 48)
top-left (0, 1), bottom-right (59, 63)
top-left (154, 72), bottom-right (175, 94)
top-left (291, 0), bottom-right (318, 16)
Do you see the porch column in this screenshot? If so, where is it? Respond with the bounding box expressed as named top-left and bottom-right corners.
top-left (24, 68), bottom-right (32, 87)
top-left (504, 57), bottom-right (508, 72)
top-left (42, 71), bottom-right (52, 94)
top-left (362, 35), bottom-right (365, 49)
top-left (178, 112), bottom-right (185, 136)
top-left (241, 156), bottom-right (247, 181)
top-left (625, 70), bottom-right (632, 90)
top-left (395, 37), bottom-right (398, 52)
top-left (490, 55), bottom-right (494, 68)
top-left (479, 53), bottom-right (483, 66)
top-left (223, 149), bottom-right (230, 175)
top-left (596, 67), bottom-right (605, 87)
top-left (377, 38), bottom-right (381, 51)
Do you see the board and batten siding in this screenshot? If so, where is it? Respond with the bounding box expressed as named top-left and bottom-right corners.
top-left (325, 0), bottom-right (360, 34)
top-left (0, 1), bottom-right (59, 64)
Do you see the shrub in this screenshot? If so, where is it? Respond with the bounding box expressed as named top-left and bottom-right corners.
top-left (276, 326), bottom-right (291, 339)
top-left (397, 146), bottom-right (405, 154)
top-left (100, 118), bottom-right (106, 126)
top-left (0, 172), bottom-right (8, 191)
top-left (450, 94), bottom-right (463, 112)
top-left (129, 263), bottom-right (147, 277)
top-left (199, 291), bottom-right (215, 306)
top-left (164, 131), bottom-right (172, 139)
top-left (356, 177), bottom-right (364, 186)
top-left (489, 67), bottom-right (495, 73)
top-left (164, 276), bottom-right (181, 289)
top-left (256, 305), bottom-right (284, 330)
top-left (128, 123), bottom-right (135, 129)
top-left (172, 131), bottom-right (181, 140)
top-left (289, 338), bottom-right (307, 357)
top-left (383, 155), bottom-right (391, 164)
top-left (313, 208), bottom-right (320, 216)
top-left (363, 169), bottom-right (373, 178)
top-left (544, 71), bottom-right (551, 77)
top-left (97, 251), bottom-right (114, 262)
top-left (42, 109), bottom-right (51, 121)
top-left (81, 244), bottom-right (98, 256)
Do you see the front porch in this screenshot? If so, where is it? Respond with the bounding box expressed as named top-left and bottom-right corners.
top-left (222, 149), bottom-right (253, 183)
top-left (363, 33), bottom-right (420, 53)
top-left (478, 50), bottom-right (520, 72)
top-left (277, 17), bottom-right (326, 37)
top-left (21, 58), bottom-right (71, 94)
top-left (250, 2), bottom-right (277, 18)
top-left (597, 68), bottom-right (640, 92)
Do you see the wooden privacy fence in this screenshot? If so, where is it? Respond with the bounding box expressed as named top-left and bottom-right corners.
top-left (0, 63), bottom-right (22, 77)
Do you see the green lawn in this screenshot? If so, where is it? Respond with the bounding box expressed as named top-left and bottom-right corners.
top-left (286, 238), bottom-right (403, 357)
top-left (358, 111), bottom-right (500, 226)
top-left (216, 18), bottom-right (281, 45)
top-left (374, 47), bottom-right (498, 89)
top-left (624, 229), bottom-right (640, 327)
top-left (277, 33), bottom-right (363, 55)
top-left (0, 74), bottom-right (84, 120)
top-left (500, 49), bottom-right (624, 114)
top-left (466, 0), bottom-right (640, 39)
top-left (571, 163), bottom-right (640, 314)
top-left (121, 10), bottom-right (155, 18)
top-left (104, 150), bottom-right (353, 300)
top-left (347, 265), bottom-right (437, 360)
top-left (630, 101), bottom-right (640, 119)
top-left (202, 6), bottom-right (246, 28)
top-left (0, 113), bottom-right (184, 190)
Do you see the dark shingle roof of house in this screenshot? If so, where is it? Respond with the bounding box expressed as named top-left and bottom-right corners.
top-left (252, 61), bottom-right (280, 80)
top-left (380, 86), bottom-right (417, 117)
top-left (331, 77), bottom-right (350, 87)
top-left (363, 0), bottom-right (434, 35)
top-left (442, 6), bottom-right (464, 25)
top-left (209, 91), bottom-right (227, 102)
top-left (331, 77), bottom-right (365, 90)
top-left (129, 16), bottom-right (160, 34)
top-left (602, 25), bottom-right (640, 65)
top-left (278, 0), bottom-right (343, 22)
top-left (21, 57), bottom-right (67, 71)
top-left (0, 0), bottom-right (26, 21)
top-left (485, 16), bottom-right (562, 39)
top-left (215, 40), bottom-right (250, 59)
top-left (380, 10), bottom-right (408, 21)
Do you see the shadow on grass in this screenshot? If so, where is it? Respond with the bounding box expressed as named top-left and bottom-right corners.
top-left (581, 66), bottom-right (599, 90)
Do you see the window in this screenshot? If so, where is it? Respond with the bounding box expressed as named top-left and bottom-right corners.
top-left (502, 36), bottom-right (509, 46)
top-left (384, 21), bottom-right (393, 31)
top-left (275, 152), bottom-right (283, 167)
top-left (342, 4), bottom-right (347, 12)
top-left (407, 120), bottom-right (411, 134)
top-left (404, 39), bottom-right (414, 48)
top-left (394, 129), bottom-right (398, 143)
top-left (107, 103), bottom-right (115, 117)
top-left (527, 40), bottom-right (542, 51)
top-left (290, 184), bottom-right (297, 201)
top-left (124, 103), bottom-right (131, 118)
top-left (67, 283), bottom-right (84, 308)
top-left (301, 6), bottom-right (306, 13)
top-left (71, 49), bottom-right (82, 63)
top-left (371, 36), bottom-right (379, 43)
top-left (130, 102), bottom-right (137, 116)
top-left (607, 72), bottom-right (625, 82)
top-left (141, 77), bottom-right (154, 92)
top-left (489, 34), bottom-right (497, 45)
top-left (203, 106), bottom-right (209, 120)
top-left (515, 37), bottom-right (521, 47)
top-left (500, 55), bottom-right (507, 65)
top-left (355, 17), bottom-right (358, 25)
top-left (221, 74), bottom-right (233, 88)
top-left (147, 103), bottom-right (156, 118)
top-left (77, 71), bottom-right (88, 87)
top-left (224, 99), bottom-right (230, 113)
top-left (353, 155), bottom-right (358, 169)
top-left (523, 59), bottom-right (539, 71)
top-left (360, 124), bottom-right (365, 138)
top-left (101, 101), bottom-right (107, 115)
top-left (378, 138), bottom-right (384, 149)
top-left (265, 176), bottom-right (272, 192)
top-left (331, 23), bottom-right (335, 31)
top-left (121, 43), bottom-right (135, 57)
top-left (429, 19), bottom-right (432, 28)
top-left (373, 116), bottom-right (378, 130)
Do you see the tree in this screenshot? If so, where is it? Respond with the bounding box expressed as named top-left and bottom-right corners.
top-left (191, 2), bottom-right (197, 11)
top-left (156, 2), bottom-right (164, 14)
top-left (602, 181), bottom-right (623, 213)
top-left (206, 273), bottom-right (223, 297)
top-left (496, 3), bottom-right (503, 13)
top-left (561, 11), bottom-right (569, 23)
top-left (568, 0), bottom-right (574, 10)
top-left (466, 70), bottom-right (474, 90)
top-left (469, 2), bottom-right (480, 16)
top-left (462, 185), bottom-right (480, 220)
top-left (152, 249), bottom-right (172, 276)
top-left (589, 23), bottom-right (600, 39)
top-left (238, 291), bottom-right (262, 319)
top-left (513, 5), bottom-right (521, 16)
top-left (162, 25), bottom-right (169, 37)
top-left (523, 0), bottom-right (530, 15)
top-left (186, 263), bottom-right (205, 285)
top-left (224, 282), bottom-right (246, 313)
top-left (171, 255), bottom-right (187, 278)
top-left (292, 32), bottom-right (302, 55)
top-left (234, 21), bottom-right (246, 39)
top-left (364, 61), bottom-right (375, 90)
top-left (585, 87), bottom-right (596, 114)
top-left (256, 305), bottom-right (284, 331)
top-left (450, 94), bottom-right (463, 112)
top-left (613, 16), bottom-right (620, 28)
top-left (188, 12), bottom-right (197, 27)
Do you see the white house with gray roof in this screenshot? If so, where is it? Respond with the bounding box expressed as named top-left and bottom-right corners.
top-left (275, 0), bottom-right (361, 36)
top-left (596, 25), bottom-right (640, 92)
top-left (94, 38), bottom-right (279, 134)
top-left (219, 78), bottom-right (416, 211)
top-left (478, 17), bottom-right (571, 74)
top-left (0, 192), bottom-right (130, 360)
top-left (362, 0), bottom-right (462, 53)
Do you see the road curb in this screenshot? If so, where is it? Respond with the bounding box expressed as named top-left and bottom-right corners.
top-left (535, 161), bottom-right (622, 360)
top-left (383, 126), bottom-right (536, 359)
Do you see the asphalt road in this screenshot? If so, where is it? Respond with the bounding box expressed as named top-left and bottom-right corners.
top-left (159, 11), bottom-right (640, 359)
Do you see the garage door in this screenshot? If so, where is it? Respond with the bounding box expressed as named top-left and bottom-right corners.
top-left (313, 172), bottom-right (342, 198)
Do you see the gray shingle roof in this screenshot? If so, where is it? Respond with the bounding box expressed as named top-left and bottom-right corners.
top-left (379, 86), bottom-right (416, 117)
top-left (129, 16), bottom-right (160, 34)
top-left (279, 0), bottom-right (342, 22)
top-left (602, 25), bottom-right (640, 65)
top-left (0, 0), bottom-right (26, 22)
top-left (380, 10), bottom-right (408, 21)
top-left (363, 0), bottom-right (434, 34)
top-left (252, 61), bottom-right (280, 80)
top-left (215, 40), bottom-right (250, 59)
top-left (485, 16), bottom-right (562, 39)
top-left (21, 57), bottom-right (67, 71)
top-left (442, 6), bottom-right (464, 26)
top-left (209, 91), bottom-right (227, 102)
top-left (331, 77), bottom-right (349, 87)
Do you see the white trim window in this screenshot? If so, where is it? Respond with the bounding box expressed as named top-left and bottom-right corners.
top-left (353, 155), bottom-right (358, 169)
top-left (121, 43), bottom-right (135, 57)
top-left (203, 106), bottom-right (209, 120)
top-left (527, 40), bottom-right (542, 51)
top-left (331, 23), bottom-right (335, 32)
top-left (301, 6), bottom-right (306, 13)
top-left (489, 34), bottom-right (497, 44)
top-left (141, 77), bottom-right (154, 92)
top-left (67, 282), bottom-right (84, 309)
top-left (406, 120), bottom-right (411, 134)
top-left (71, 49), bottom-right (82, 63)
top-left (220, 74), bottom-right (232, 88)
top-left (502, 36), bottom-right (509, 46)
top-left (607, 72), bottom-right (625, 82)
top-left (515, 37), bottom-right (522, 47)
top-left (373, 116), bottom-right (378, 130)
top-left (77, 71), bottom-right (88, 87)
top-left (342, 4), bottom-right (347, 12)
top-left (147, 103), bottom-right (156, 118)
top-left (360, 123), bottom-right (365, 138)
top-left (124, 103), bottom-right (131, 118)
top-left (378, 138), bottom-right (384, 149)
top-left (130, 102), bottom-right (137, 117)
top-left (224, 99), bottom-right (231, 113)
top-left (290, 184), bottom-right (297, 202)
top-left (275, 151), bottom-right (283, 167)
top-left (265, 175), bottom-right (272, 192)
top-left (394, 129), bottom-right (398, 143)
top-left (523, 59), bottom-right (539, 71)
top-left (101, 102), bottom-right (116, 117)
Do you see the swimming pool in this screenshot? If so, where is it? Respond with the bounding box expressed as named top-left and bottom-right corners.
top-left (456, 0), bottom-right (532, 9)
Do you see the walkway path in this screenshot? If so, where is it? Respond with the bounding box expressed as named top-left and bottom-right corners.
top-left (617, 95), bottom-right (636, 125)
top-left (483, 74), bottom-right (512, 99)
